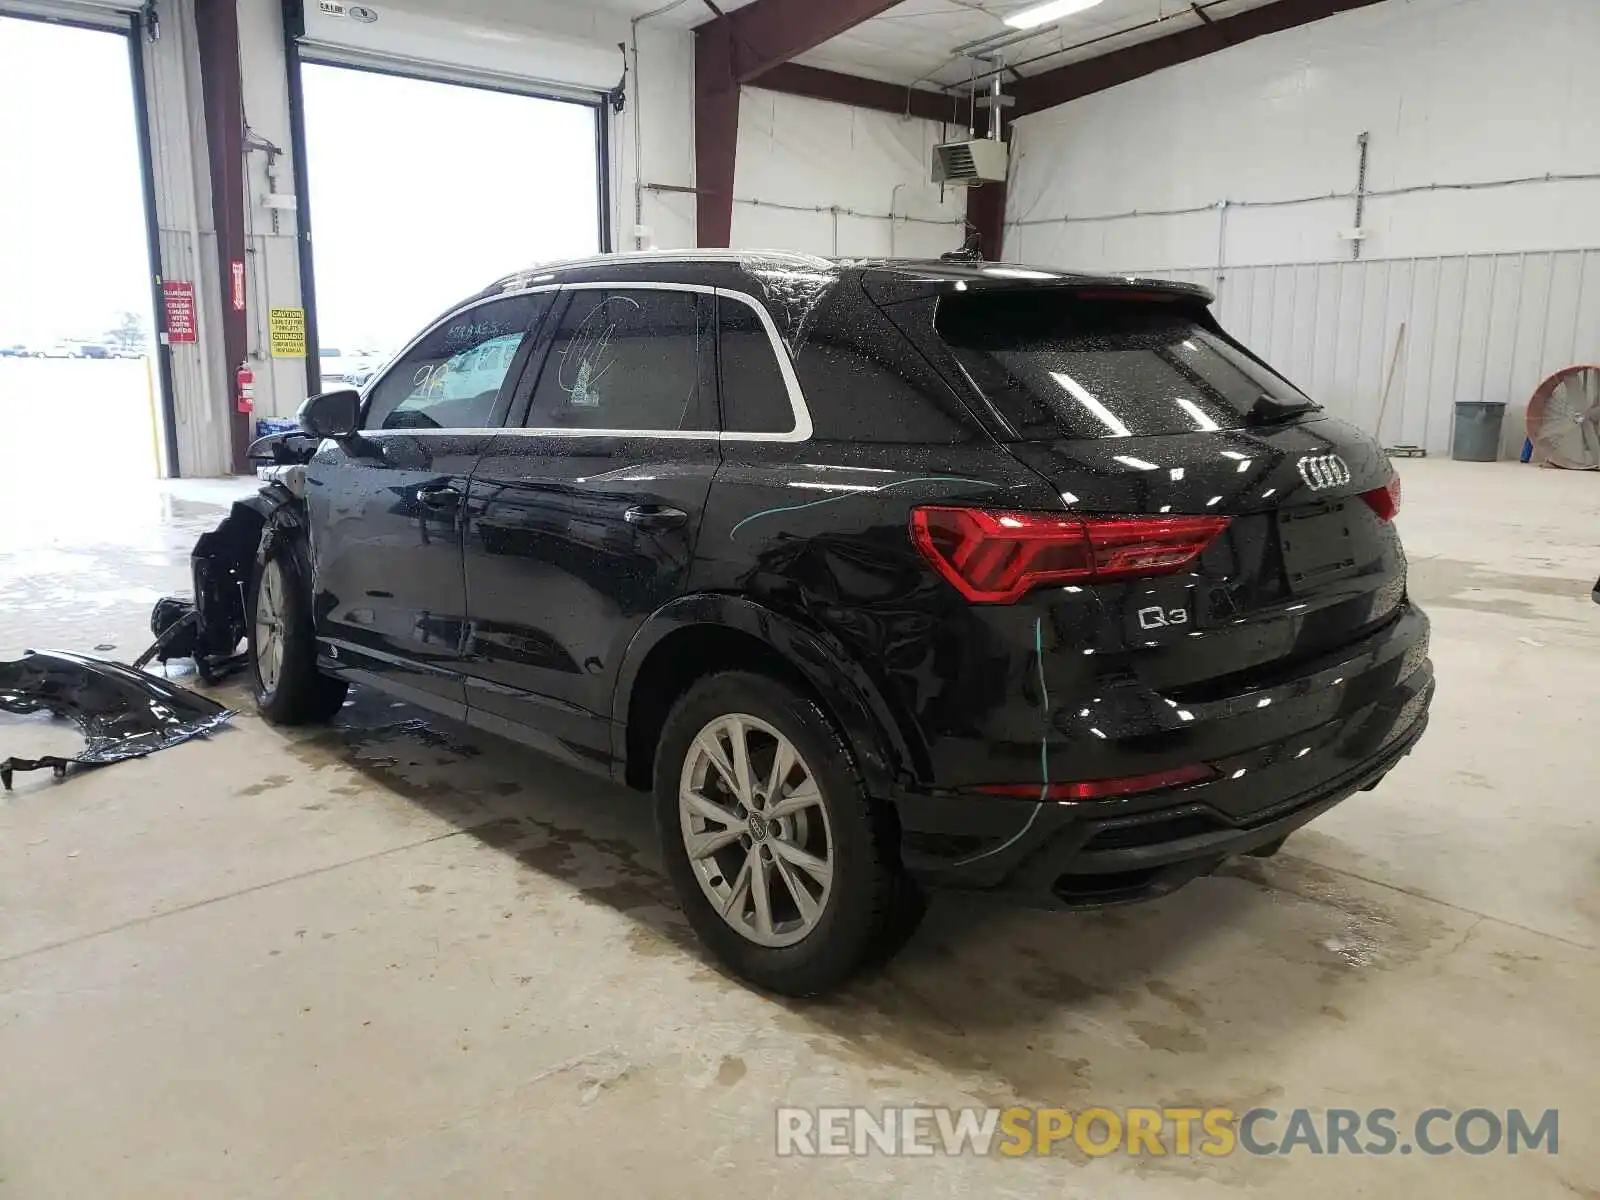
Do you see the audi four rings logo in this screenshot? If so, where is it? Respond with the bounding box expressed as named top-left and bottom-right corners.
top-left (1296, 454), bottom-right (1352, 490)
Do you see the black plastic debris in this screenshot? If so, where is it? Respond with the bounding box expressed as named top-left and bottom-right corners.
top-left (134, 595), bottom-right (248, 682)
top-left (0, 651), bottom-right (235, 790)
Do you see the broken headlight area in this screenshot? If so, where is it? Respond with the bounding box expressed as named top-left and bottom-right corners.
top-left (139, 466), bottom-right (310, 681)
top-left (0, 651), bottom-right (234, 790)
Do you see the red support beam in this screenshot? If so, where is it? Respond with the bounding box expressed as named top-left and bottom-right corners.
top-left (695, 21), bottom-right (741, 248)
top-left (194, 0), bottom-right (250, 473)
top-left (720, 0), bottom-right (903, 83)
top-left (965, 179), bottom-right (1007, 262)
top-left (1012, 0), bottom-right (1387, 115)
top-left (694, 0), bottom-right (908, 246)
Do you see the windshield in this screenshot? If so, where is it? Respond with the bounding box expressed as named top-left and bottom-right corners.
top-left (937, 291), bottom-right (1316, 440)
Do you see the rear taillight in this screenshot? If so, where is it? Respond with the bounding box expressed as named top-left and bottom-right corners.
top-left (1360, 476), bottom-right (1401, 521)
top-left (910, 507), bottom-right (1230, 604)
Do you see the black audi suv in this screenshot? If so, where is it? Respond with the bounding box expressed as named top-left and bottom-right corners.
top-left (245, 251), bottom-right (1434, 995)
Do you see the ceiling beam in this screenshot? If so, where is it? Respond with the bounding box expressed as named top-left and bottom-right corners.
top-left (694, 0), bottom-right (908, 246)
top-left (754, 62), bottom-right (958, 124)
top-left (695, 21), bottom-right (742, 247)
top-left (707, 0), bottom-right (905, 84)
top-left (1012, 0), bottom-right (1388, 115)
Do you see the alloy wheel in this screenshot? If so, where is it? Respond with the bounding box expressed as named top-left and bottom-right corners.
top-left (254, 558), bottom-right (287, 694)
top-left (678, 713), bottom-right (833, 948)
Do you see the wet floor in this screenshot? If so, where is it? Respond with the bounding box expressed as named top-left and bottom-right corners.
top-left (1, 459), bottom-right (1598, 1197)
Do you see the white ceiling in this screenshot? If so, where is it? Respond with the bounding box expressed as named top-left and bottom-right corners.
top-left (592, 0), bottom-right (1288, 92)
top-left (804, 0), bottom-right (1287, 90)
top-left (588, 0), bottom-right (760, 25)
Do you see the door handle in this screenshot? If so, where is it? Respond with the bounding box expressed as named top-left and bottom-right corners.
top-left (416, 484), bottom-right (463, 510)
top-left (624, 504), bottom-right (688, 530)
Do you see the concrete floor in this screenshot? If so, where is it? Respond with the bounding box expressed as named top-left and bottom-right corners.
top-left (2, 459), bottom-right (1597, 1198)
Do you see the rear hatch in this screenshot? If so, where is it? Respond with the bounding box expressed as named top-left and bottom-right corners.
top-left (882, 283), bottom-right (1409, 695)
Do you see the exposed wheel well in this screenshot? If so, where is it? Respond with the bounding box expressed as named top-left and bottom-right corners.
top-left (622, 625), bottom-right (822, 792)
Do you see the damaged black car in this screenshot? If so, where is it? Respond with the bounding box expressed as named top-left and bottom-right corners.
top-left (171, 252), bottom-right (1434, 997)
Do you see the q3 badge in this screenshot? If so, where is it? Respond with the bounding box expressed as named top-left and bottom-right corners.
top-left (1137, 605), bottom-right (1189, 631)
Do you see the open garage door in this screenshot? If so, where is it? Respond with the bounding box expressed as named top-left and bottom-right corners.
top-left (285, 4), bottom-right (610, 391)
top-left (0, 5), bottom-right (173, 484)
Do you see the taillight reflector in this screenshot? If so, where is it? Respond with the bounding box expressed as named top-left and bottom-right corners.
top-left (1360, 476), bottom-right (1401, 521)
top-left (910, 507), bottom-right (1230, 604)
top-left (971, 763), bottom-right (1216, 801)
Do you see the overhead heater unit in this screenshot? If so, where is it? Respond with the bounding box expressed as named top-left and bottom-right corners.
top-left (932, 138), bottom-right (1009, 186)
top-left (933, 67), bottom-right (1012, 186)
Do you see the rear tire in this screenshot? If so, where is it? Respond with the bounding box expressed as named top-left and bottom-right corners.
top-left (248, 528), bottom-right (348, 725)
top-left (654, 671), bottom-right (922, 996)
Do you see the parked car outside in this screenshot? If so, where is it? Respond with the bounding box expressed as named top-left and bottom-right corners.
top-left (235, 251), bottom-right (1434, 995)
top-left (319, 346), bottom-right (381, 389)
top-left (341, 355), bottom-right (387, 389)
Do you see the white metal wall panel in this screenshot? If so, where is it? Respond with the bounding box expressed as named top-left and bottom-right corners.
top-left (1006, 0), bottom-right (1600, 270)
top-left (731, 88), bottom-right (963, 259)
top-left (1135, 250), bottom-right (1600, 460)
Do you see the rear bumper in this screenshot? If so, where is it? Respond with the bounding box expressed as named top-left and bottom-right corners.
top-left (894, 655), bottom-right (1434, 909)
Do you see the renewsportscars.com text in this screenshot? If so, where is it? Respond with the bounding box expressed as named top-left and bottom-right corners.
top-left (776, 1106), bottom-right (1559, 1158)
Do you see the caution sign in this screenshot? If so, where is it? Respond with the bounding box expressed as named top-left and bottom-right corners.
top-left (163, 280), bottom-right (197, 343)
top-left (269, 307), bottom-right (307, 358)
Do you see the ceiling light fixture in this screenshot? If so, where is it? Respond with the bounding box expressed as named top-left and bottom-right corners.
top-left (1004, 0), bottom-right (1108, 30)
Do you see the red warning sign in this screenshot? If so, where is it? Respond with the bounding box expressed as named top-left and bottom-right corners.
top-left (164, 280), bottom-right (197, 344)
top-left (231, 260), bottom-right (246, 312)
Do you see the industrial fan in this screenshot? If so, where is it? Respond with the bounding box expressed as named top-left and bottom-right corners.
top-left (1526, 366), bottom-right (1600, 470)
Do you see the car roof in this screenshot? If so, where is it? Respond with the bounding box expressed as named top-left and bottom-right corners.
top-left (446, 252), bottom-right (1212, 359)
top-left (477, 251), bottom-right (1214, 306)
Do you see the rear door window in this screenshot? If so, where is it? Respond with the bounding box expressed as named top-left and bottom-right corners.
top-left (523, 288), bottom-right (714, 433)
top-left (936, 291), bottom-right (1315, 440)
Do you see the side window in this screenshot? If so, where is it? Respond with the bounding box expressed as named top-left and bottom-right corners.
top-left (524, 288), bottom-right (713, 432)
top-left (717, 296), bottom-right (795, 435)
top-left (365, 293), bottom-right (548, 431)
top-left (793, 289), bottom-right (972, 444)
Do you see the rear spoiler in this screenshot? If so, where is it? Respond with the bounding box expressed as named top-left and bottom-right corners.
top-left (863, 272), bottom-right (1214, 308)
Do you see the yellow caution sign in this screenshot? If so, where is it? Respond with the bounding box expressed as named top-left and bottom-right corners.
top-left (269, 307), bottom-right (307, 358)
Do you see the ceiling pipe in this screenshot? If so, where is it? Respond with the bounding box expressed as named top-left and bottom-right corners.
top-left (632, 0), bottom-right (694, 249)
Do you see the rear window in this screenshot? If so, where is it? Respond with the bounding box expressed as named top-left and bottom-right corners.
top-left (936, 291), bottom-right (1315, 440)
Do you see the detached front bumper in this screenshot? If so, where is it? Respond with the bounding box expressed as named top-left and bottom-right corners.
top-left (895, 661), bottom-right (1434, 909)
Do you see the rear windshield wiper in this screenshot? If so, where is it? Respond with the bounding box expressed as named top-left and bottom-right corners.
top-left (1246, 393), bottom-right (1319, 426)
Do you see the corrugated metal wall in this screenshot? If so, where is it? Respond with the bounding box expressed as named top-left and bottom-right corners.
top-left (142, 0), bottom-right (234, 477)
top-left (1137, 249), bottom-right (1600, 458)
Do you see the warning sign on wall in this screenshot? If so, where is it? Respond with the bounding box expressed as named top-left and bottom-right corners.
top-left (163, 281), bottom-right (197, 344)
top-left (269, 307), bottom-right (307, 358)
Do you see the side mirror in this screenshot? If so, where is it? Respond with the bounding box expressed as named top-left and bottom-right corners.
top-left (297, 389), bottom-right (361, 439)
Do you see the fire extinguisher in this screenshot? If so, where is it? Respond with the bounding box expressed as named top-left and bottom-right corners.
top-left (236, 361), bottom-right (255, 414)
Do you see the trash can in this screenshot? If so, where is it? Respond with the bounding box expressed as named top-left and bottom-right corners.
top-left (1452, 401), bottom-right (1507, 462)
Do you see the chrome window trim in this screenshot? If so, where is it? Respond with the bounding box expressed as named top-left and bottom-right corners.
top-left (359, 279), bottom-right (812, 443)
top-left (709, 287), bottom-right (812, 443)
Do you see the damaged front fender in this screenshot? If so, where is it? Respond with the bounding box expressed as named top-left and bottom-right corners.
top-left (0, 651), bottom-right (234, 789)
top-left (158, 483), bottom-right (305, 674)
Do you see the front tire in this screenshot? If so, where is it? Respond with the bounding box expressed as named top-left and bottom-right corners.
top-left (654, 671), bottom-right (922, 996)
top-left (248, 529), bottom-right (348, 725)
